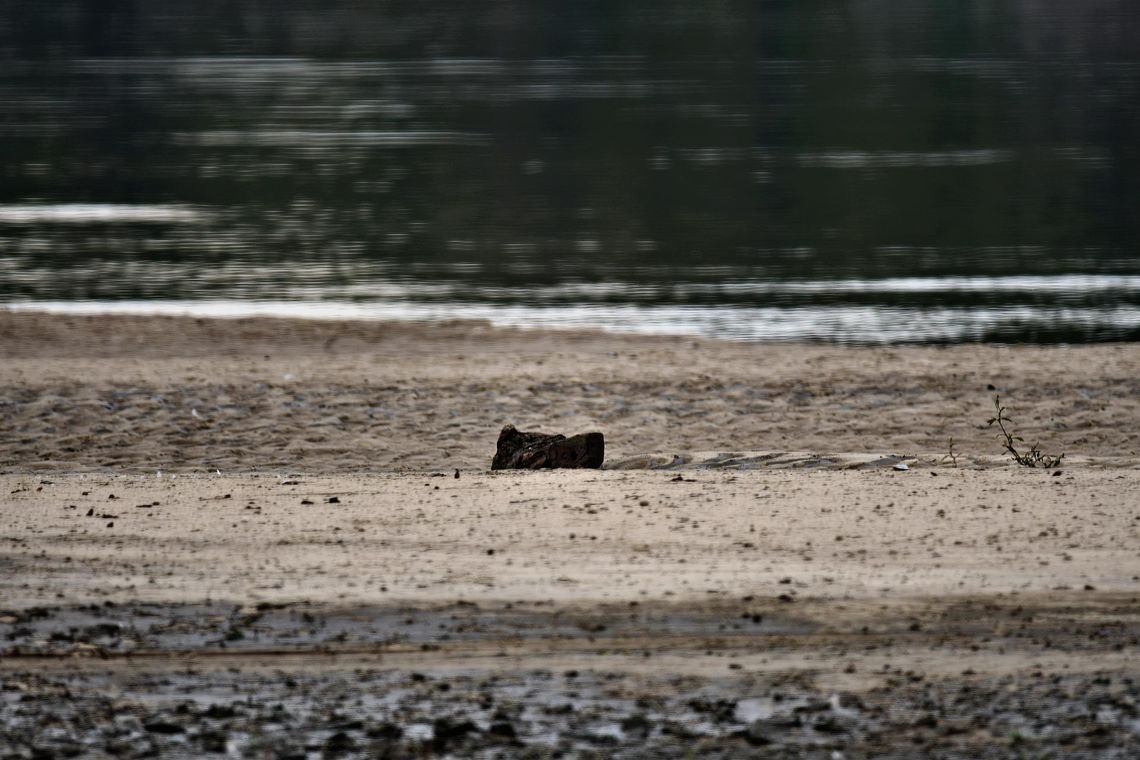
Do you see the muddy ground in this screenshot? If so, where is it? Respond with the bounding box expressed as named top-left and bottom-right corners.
top-left (3, 596), bottom-right (1140, 758)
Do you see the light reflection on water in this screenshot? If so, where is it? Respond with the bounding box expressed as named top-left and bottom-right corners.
top-left (0, 204), bottom-right (206, 224)
top-left (8, 299), bottom-right (1140, 345)
top-left (178, 131), bottom-right (490, 148)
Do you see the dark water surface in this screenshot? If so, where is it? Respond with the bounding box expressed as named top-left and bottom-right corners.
top-left (1, 2), bottom-right (1138, 343)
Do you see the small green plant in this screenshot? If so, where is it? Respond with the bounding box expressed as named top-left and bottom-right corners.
top-left (985, 395), bottom-right (1064, 468)
top-left (940, 436), bottom-right (960, 466)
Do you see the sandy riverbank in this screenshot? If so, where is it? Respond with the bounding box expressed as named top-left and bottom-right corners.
top-left (2, 311), bottom-right (1139, 757)
top-left (2, 311), bottom-right (1138, 473)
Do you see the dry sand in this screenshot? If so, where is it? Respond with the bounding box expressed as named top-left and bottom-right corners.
top-left (3, 311), bottom-right (1138, 473)
top-left (2, 311), bottom-right (1140, 757)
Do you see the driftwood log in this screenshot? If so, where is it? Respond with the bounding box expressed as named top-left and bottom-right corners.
top-left (491, 424), bottom-right (605, 470)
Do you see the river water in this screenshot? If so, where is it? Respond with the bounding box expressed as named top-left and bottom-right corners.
top-left (1, 2), bottom-right (1138, 343)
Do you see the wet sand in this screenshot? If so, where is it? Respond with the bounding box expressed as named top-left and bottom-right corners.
top-left (2, 312), bottom-right (1140, 757)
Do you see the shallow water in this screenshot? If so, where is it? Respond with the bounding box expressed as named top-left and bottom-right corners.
top-left (1, 2), bottom-right (1138, 343)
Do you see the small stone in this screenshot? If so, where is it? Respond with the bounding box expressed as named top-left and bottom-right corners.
top-left (620, 713), bottom-right (652, 738)
top-left (432, 716), bottom-right (477, 752)
top-left (814, 716), bottom-right (848, 734)
top-left (661, 721), bottom-right (699, 739)
top-left (367, 723), bottom-right (403, 740)
top-left (203, 704), bottom-right (238, 719)
top-left (487, 720), bottom-right (517, 739)
top-left (737, 721), bottom-right (774, 746)
top-left (323, 731), bottom-right (357, 758)
top-left (197, 730), bottom-right (228, 753)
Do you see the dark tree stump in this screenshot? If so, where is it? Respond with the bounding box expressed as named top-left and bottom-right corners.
top-left (491, 424), bottom-right (605, 470)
